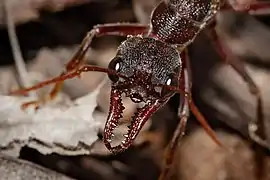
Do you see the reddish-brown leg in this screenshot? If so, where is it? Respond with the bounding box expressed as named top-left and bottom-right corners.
top-left (10, 23), bottom-right (149, 109)
top-left (11, 65), bottom-right (123, 99)
top-left (158, 70), bottom-right (190, 180)
top-left (207, 27), bottom-right (268, 148)
top-left (158, 50), bottom-right (223, 180)
top-left (247, 1), bottom-right (270, 15)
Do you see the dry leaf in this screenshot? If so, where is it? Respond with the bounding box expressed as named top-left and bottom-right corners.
top-left (0, 79), bottom-right (106, 157)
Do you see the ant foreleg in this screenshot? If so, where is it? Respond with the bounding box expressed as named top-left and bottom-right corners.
top-left (182, 49), bottom-right (223, 147)
top-left (10, 23), bottom-right (149, 109)
top-left (62, 23), bottom-right (149, 73)
top-left (12, 65), bottom-right (120, 109)
top-left (159, 50), bottom-right (223, 180)
top-left (158, 67), bottom-right (190, 180)
top-left (207, 28), bottom-right (267, 148)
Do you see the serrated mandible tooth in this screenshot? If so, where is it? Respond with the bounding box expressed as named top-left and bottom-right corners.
top-left (111, 122), bottom-right (117, 127)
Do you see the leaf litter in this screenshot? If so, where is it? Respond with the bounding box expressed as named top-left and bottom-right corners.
top-left (0, 78), bottom-right (106, 156)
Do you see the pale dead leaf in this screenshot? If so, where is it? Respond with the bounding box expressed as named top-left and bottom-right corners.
top-left (0, 79), bottom-right (106, 157)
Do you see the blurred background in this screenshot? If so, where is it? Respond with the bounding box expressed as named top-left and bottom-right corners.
top-left (1, 0), bottom-right (270, 179)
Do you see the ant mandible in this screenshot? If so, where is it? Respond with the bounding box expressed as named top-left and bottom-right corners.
top-left (10, 0), bottom-right (270, 179)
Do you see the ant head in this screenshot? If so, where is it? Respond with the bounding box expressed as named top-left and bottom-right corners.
top-left (103, 36), bottom-right (182, 153)
top-left (107, 36), bottom-right (182, 103)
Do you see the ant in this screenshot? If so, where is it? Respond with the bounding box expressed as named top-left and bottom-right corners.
top-left (10, 0), bottom-right (270, 179)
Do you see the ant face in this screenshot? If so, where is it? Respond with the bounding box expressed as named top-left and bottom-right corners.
top-left (103, 36), bottom-right (182, 151)
top-left (107, 36), bottom-right (182, 103)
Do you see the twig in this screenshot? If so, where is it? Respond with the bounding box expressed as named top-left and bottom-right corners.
top-left (3, 0), bottom-right (36, 98)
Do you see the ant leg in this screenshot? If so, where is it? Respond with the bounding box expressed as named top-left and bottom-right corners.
top-left (158, 71), bottom-right (190, 180)
top-left (158, 104), bottom-right (189, 180)
top-left (10, 23), bottom-right (149, 109)
top-left (182, 50), bottom-right (223, 147)
top-left (158, 50), bottom-right (223, 180)
top-left (207, 28), bottom-right (268, 148)
top-left (246, 1), bottom-right (270, 15)
top-left (13, 64), bottom-right (121, 108)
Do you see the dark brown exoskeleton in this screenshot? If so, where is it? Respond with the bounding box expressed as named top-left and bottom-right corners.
top-left (10, 0), bottom-right (270, 179)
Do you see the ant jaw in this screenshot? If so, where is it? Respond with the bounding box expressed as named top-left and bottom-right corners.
top-left (103, 87), bottom-right (163, 154)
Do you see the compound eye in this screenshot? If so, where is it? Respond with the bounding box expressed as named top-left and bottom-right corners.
top-left (166, 78), bottom-right (172, 86)
top-left (161, 74), bottom-right (178, 97)
top-left (108, 56), bottom-right (122, 82)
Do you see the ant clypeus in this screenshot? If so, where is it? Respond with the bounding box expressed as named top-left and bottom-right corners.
top-left (10, 0), bottom-right (270, 179)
